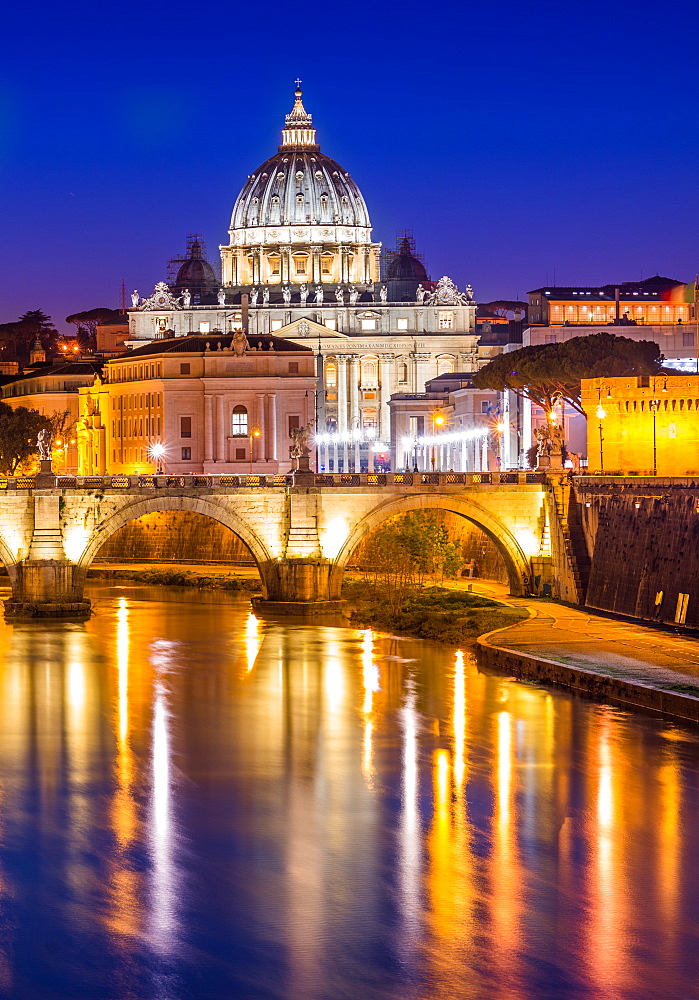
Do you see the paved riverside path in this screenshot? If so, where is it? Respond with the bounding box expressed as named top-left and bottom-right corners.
top-left (467, 580), bottom-right (699, 695)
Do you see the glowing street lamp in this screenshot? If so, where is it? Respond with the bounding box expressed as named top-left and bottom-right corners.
top-left (151, 442), bottom-right (165, 474)
top-left (249, 426), bottom-right (261, 473)
top-left (595, 404), bottom-right (606, 472)
top-left (432, 411), bottom-right (446, 470)
top-left (649, 399), bottom-right (660, 475)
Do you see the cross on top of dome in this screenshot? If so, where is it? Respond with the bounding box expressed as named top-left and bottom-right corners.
top-left (281, 81), bottom-right (317, 149)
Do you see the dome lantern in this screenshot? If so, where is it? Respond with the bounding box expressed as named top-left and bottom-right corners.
top-left (280, 81), bottom-right (318, 150)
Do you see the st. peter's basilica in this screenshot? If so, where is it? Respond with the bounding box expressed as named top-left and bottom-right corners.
top-left (127, 85), bottom-right (479, 458)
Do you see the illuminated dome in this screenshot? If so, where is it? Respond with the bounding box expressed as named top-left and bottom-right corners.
top-left (221, 86), bottom-right (379, 288)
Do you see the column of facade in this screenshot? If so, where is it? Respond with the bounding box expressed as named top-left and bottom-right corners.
top-left (336, 355), bottom-right (350, 472)
top-left (267, 393), bottom-right (278, 461)
top-left (310, 246), bottom-right (321, 285)
top-left (280, 245), bottom-right (291, 285)
top-left (216, 395), bottom-right (225, 462)
top-left (250, 249), bottom-right (261, 285)
top-left (377, 353), bottom-right (394, 443)
top-left (204, 395), bottom-right (214, 463)
top-left (256, 393), bottom-right (267, 461)
top-left (410, 352), bottom-right (431, 394)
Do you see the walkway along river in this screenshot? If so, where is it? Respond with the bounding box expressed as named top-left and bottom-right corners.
top-left (0, 581), bottom-right (697, 999)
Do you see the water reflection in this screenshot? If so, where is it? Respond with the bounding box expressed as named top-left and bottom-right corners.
top-left (0, 584), bottom-right (695, 999)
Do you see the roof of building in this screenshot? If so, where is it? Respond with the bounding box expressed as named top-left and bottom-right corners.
top-left (116, 334), bottom-right (313, 359)
top-left (229, 86), bottom-right (370, 235)
top-left (1, 359), bottom-right (104, 388)
top-left (528, 275), bottom-right (687, 301)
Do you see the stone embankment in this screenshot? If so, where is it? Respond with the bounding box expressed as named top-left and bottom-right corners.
top-left (476, 593), bottom-right (699, 723)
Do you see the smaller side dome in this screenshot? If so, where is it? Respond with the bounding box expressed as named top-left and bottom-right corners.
top-left (170, 238), bottom-right (220, 303)
top-left (383, 235), bottom-right (431, 302)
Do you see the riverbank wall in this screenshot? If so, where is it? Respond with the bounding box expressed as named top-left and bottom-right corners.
top-left (476, 636), bottom-right (699, 723)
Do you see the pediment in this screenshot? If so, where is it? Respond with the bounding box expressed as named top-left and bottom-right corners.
top-left (278, 317), bottom-right (350, 340)
top-left (356, 310), bottom-right (381, 319)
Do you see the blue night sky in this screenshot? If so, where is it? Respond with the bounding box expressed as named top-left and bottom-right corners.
top-left (1, 0), bottom-right (698, 332)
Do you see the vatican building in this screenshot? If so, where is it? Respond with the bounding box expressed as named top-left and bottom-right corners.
top-left (127, 84), bottom-right (478, 469)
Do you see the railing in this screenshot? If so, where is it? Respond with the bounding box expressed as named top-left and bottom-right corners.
top-left (0, 471), bottom-right (548, 491)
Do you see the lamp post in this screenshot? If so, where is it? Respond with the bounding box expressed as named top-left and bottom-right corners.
top-left (249, 426), bottom-right (260, 474)
top-left (433, 411), bottom-right (445, 471)
top-left (595, 404), bottom-right (606, 472)
top-left (649, 399), bottom-right (660, 475)
top-left (151, 442), bottom-right (165, 474)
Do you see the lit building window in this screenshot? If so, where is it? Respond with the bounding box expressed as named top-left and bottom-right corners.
top-left (271, 320), bottom-right (283, 331)
top-left (325, 319), bottom-right (336, 330)
top-left (199, 322), bottom-right (210, 334)
top-left (438, 311), bottom-right (453, 330)
top-left (268, 256), bottom-right (281, 276)
top-left (325, 363), bottom-right (337, 388)
top-left (361, 319), bottom-right (377, 331)
top-left (361, 359), bottom-right (377, 386)
top-left (231, 406), bottom-right (248, 436)
top-left (295, 257), bottom-right (308, 274)
top-left (321, 256), bottom-right (333, 275)
top-left (397, 318), bottom-right (408, 330)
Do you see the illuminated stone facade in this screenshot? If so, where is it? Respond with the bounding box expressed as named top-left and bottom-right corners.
top-left (125, 87), bottom-right (479, 457)
top-left (528, 276), bottom-right (694, 326)
top-left (581, 374), bottom-right (699, 475)
top-left (76, 334), bottom-right (316, 476)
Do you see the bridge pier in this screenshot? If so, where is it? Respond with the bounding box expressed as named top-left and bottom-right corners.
top-left (254, 558), bottom-right (344, 616)
top-left (4, 560), bottom-right (91, 620)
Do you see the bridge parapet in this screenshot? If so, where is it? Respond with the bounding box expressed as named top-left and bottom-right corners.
top-left (0, 470), bottom-right (548, 492)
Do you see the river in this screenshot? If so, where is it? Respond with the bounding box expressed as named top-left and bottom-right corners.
top-left (0, 582), bottom-right (697, 999)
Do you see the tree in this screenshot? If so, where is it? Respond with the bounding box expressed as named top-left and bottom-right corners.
top-left (0, 402), bottom-right (50, 475)
top-left (66, 307), bottom-right (120, 351)
top-left (353, 511), bottom-right (464, 609)
top-left (0, 310), bottom-right (57, 363)
top-left (472, 333), bottom-right (663, 419)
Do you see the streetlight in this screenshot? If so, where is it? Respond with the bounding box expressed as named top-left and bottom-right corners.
top-left (595, 404), bottom-right (606, 472)
top-left (151, 442), bottom-right (165, 474)
top-left (249, 426), bottom-right (260, 474)
top-left (432, 411), bottom-right (445, 471)
top-left (649, 399), bottom-right (660, 475)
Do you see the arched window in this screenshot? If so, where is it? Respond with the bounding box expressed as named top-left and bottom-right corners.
top-left (319, 193), bottom-right (329, 220)
top-left (231, 405), bottom-right (248, 436)
top-left (361, 358), bottom-right (378, 387)
top-left (325, 362), bottom-right (337, 388)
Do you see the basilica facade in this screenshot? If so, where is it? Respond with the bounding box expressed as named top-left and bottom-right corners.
top-left (127, 86), bottom-right (478, 466)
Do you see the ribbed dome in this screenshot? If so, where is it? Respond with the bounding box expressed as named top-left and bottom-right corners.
top-left (228, 86), bottom-right (370, 238)
top-left (231, 150), bottom-right (370, 231)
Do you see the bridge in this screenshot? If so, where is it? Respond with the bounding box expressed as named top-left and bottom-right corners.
top-left (0, 469), bottom-right (574, 619)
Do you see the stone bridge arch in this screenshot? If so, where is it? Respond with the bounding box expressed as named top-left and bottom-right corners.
top-left (76, 494), bottom-right (278, 597)
top-left (0, 536), bottom-right (18, 585)
top-left (329, 494), bottom-right (532, 597)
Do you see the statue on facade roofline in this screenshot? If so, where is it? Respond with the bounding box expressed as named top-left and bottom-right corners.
top-left (335, 286), bottom-right (344, 305)
top-left (262, 287), bottom-right (270, 305)
top-left (299, 282), bottom-right (308, 305)
top-left (218, 287), bottom-right (226, 307)
top-left (379, 284), bottom-right (388, 302)
top-left (348, 284), bottom-right (359, 305)
top-left (282, 284), bottom-right (291, 305)
top-left (416, 284), bottom-right (425, 304)
top-left (233, 329), bottom-right (248, 356)
top-left (131, 290), bottom-right (140, 307)
top-left (181, 288), bottom-right (191, 308)
top-left (250, 287), bottom-right (259, 307)
top-left (314, 284), bottom-right (324, 304)
top-left (466, 284), bottom-right (474, 301)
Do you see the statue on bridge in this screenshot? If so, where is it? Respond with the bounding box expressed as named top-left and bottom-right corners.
top-left (37, 427), bottom-right (53, 462)
top-left (289, 424), bottom-right (312, 473)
